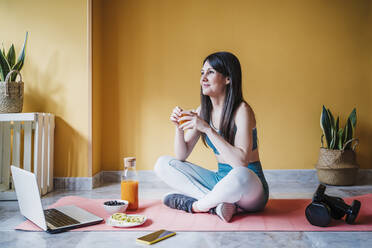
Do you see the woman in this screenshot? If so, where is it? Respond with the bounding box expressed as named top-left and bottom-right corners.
top-left (154, 51), bottom-right (269, 222)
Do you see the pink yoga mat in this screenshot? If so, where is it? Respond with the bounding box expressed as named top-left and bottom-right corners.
top-left (16, 194), bottom-right (372, 231)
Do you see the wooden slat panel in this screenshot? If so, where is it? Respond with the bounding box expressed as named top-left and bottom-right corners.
top-left (33, 114), bottom-right (43, 194)
top-left (0, 113), bottom-right (54, 198)
top-left (23, 122), bottom-right (32, 172)
top-left (0, 113), bottom-right (37, 122)
top-left (12, 122), bottom-right (21, 167)
top-left (0, 122), bottom-right (3, 185)
top-left (47, 114), bottom-right (55, 192)
top-left (2, 122), bottom-right (11, 190)
top-left (41, 114), bottom-right (48, 195)
top-left (11, 122), bottom-right (21, 189)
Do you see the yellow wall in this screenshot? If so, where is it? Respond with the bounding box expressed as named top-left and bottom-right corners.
top-left (368, 2), bottom-right (372, 155)
top-left (2, 0), bottom-right (371, 177)
top-left (0, 0), bottom-right (90, 177)
top-left (99, 0), bottom-right (372, 171)
top-left (92, 0), bottom-right (103, 176)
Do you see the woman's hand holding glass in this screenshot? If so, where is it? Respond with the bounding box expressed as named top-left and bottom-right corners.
top-left (178, 110), bottom-right (210, 133)
top-left (170, 106), bottom-right (183, 128)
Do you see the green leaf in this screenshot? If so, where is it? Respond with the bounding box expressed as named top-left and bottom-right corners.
top-left (334, 117), bottom-right (339, 148)
top-left (1, 43), bottom-right (5, 57)
top-left (320, 106), bottom-right (332, 148)
top-left (327, 108), bottom-right (338, 149)
top-left (330, 128), bottom-right (336, 149)
top-left (344, 118), bottom-right (353, 150)
top-left (338, 128), bottom-right (344, 149)
top-left (0, 49), bottom-right (11, 81)
top-left (11, 32), bottom-right (28, 80)
top-left (7, 44), bottom-right (16, 68)
top-left (348, 108), bottom-right (357, 129)
top-left (343, 123), bottom-right (348, 144)
top-left (327, 108), bottom-right (335, 129)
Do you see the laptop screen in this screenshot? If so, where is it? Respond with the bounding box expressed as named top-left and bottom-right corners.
top-left (11, 166), bottom-right (48, 231)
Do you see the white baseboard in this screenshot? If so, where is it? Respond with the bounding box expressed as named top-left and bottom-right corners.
top-left (54, 177), bottom-right (94, 190)
top-left (52, 169), bottom-right (372, 190)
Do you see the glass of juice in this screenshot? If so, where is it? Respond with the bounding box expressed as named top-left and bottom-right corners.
top-left (178, 113), bottom-right (191, 125)
top-left (121, 157), bottom-right (138, 210)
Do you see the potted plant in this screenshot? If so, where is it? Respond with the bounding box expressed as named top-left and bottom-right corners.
top-left (0, 32), bottom-right (28, 113)
top-left (316, 105), bottom-right (359, 185)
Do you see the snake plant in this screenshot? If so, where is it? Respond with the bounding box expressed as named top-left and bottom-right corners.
top-left (0, 32), bottom-right (28, 82)
top-left (320, 106), bottom-right (356, 150)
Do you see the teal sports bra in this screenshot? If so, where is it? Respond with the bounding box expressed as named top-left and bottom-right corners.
top-left (205, 127), bottom-right (269, 201)
top-left (205, 127), bottom-right (258, 155)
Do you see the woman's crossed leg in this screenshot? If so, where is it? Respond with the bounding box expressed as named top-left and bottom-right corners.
top-left (154, 155), bottom-right (266, 221)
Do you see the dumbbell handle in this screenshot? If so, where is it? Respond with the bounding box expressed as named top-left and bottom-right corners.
top-left (322, 195), bottom-right (350, 213)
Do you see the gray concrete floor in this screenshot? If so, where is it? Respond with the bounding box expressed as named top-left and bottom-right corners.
top-left (1, 170), bottom-right (372, 248)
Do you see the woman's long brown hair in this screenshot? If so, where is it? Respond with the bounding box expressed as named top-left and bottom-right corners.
top-left (200, 51), bottom-right (244, 146)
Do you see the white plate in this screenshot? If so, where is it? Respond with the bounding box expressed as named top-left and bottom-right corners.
top-left (106, 214), bottom-right (147, 228)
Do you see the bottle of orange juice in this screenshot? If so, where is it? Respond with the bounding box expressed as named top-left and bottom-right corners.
top-left (121, 157), bottom-right (139, 210)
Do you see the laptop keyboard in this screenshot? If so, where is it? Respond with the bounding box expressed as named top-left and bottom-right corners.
top-left (44, 209), bottom-right (80, 228)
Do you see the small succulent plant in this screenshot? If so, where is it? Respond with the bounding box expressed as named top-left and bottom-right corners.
top-left (320, 105), bottom-right (356, 150)
top-left (0, 32), bottom-right (28, 82)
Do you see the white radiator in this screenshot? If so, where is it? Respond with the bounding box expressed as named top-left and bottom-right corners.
top-left (0, 113), bottom-right (55, 200)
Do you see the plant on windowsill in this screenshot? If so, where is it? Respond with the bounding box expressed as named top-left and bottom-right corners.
top-left (316, 106), bottom-right (359, 185)
top-left (0, 32), bottom-right (28, 113)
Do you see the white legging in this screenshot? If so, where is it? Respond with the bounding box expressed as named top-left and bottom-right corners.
top-left (154, 155), bottom-right (266, 212)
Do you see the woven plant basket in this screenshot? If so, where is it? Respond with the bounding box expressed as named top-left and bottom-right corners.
top-left (0, 70), bottom-right (24, 113)
top-left (315, 137), bottom-right (359, 186)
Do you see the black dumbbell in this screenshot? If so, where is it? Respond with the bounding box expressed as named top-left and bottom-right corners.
top-left (314, 184), bottom-right (361, 224)
top-left (328, 196), bottom-right (347, 220)
top-left (306, 184), bottom-right (361, 226)
top-left (305, 201), bottom-right (332, 227)
top-left (312, 184), bottom-right (345, 220)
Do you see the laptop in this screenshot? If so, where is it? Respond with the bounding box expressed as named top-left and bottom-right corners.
top-left (11, 166), bottom-right (103, 233)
